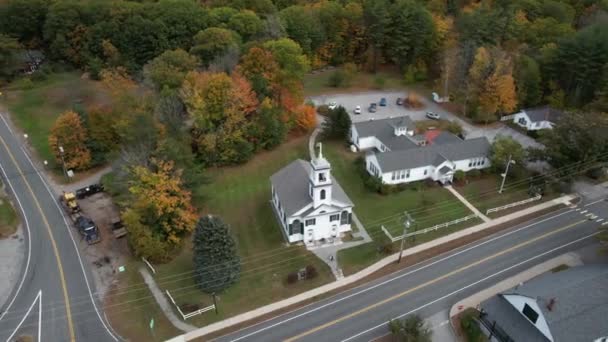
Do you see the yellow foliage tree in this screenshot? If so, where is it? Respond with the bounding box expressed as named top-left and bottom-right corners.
top-left (48, 111), bottom-right (91, 171)
top-left (125, 159), bottom-right (197, 262)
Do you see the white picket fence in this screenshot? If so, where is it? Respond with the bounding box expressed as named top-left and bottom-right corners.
top-left (486, 195), bottom-right (542, 215)
top-left (166, 290), bottom-right (215, 320)
top-left (382, 213), bottom-right (479, 242)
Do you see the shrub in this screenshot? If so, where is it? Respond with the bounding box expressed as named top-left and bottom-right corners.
top-left (445, 121), bottom-right (463, 135)
top-left (586, 166), bottom-right (606, 180)
top-left (424, 178), bottom-right (436, 187)
top-left (305, 265), bottom-right (318, 279)
top-left (286, 272), bottom-right (298, 284)
top-left (30, 70), bottom-right (47, 82)
top-left (18, 77), bottom-right (34, 90)
top-left (460, 311), bottom-right (484, 342)
top-left (468, 169), bottom-right (481, 178)
top-left (379, 241), bottom-right (395, 255)
top-left (328, 69), bottom-right (347, 88)
top-left (454, 170), bottom-right (466, 183)
top-left (373, 75), bottom-right (386, 89)
top-left (364, 174), bottom-right (383, 193)
top-left (404, 92), bottom-right (423, 108)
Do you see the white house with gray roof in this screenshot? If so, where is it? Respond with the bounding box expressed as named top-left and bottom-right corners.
top-left (270, 144), bottom-right (353, 247)
top-left (505, 106), bottom-right (564, 131)
top-left (351, 116), bottom-right (491, 185)
top-left (480, 265), bottom-right (608, 342)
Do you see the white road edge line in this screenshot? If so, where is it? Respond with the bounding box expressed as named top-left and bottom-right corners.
top-left (0, 152), bottom-right (32, 324)
top-left (6, 290), bottom-right (41, 342)
top-left (19, 145), bottom-right (119, 342)
top-left (0, 114), bottom-right (119, 342)
top-left (340, 231), bottom-right (600, 342)
top-left (584, 199), bottom-right (605, 207)
top-left (222, 208), bottom-right (576, 342)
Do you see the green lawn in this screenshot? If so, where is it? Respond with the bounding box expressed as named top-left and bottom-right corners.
top-left (105, 261), bottom-right (180, 341)
top-left (0, 193), bottom-right (18, 238)
top-left (304, 68), bottom-right (407, 96)
top-left (323, 141), bottom-right (474, 239)
top-left (0, 72), bottom-right (109, 169)
top-left (455, 174), bottom-right (542, 217)
top-left (153, 136), bottom-right (334, 326)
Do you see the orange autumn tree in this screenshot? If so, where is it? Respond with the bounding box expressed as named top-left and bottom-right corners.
top-left (48, 110), bottom-right (91, 170)
top-left (123, 159), bottom-right (197, 262)
top-left (294, 104), bottom-right (317, 131)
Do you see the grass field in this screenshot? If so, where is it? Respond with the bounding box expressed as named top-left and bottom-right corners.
top-left (455, 174), bottom-right (544, 217)
top-left (105, 261), bottom-right (180, 341)
top-left (153, 136), bottom-right (334, 326)
top-left (0, 72), bottom-right (110, 169)
top-left (322, 141), bottom-right (474, 238)
top-left (0, 193), bottom-right (18, 238)
top-left (304, 68), bottom-right (406, 96)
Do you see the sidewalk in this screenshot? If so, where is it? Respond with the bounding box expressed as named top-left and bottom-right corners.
top-left (139, 267), bottom-right (197, 333)
top-left (445, 185), bottom-right (491, 223)
top-left (166, 194), bottom-right (574, 342)
top-left (448, 252), bottom-right (582, 319)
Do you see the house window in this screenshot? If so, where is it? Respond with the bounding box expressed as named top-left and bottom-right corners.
top-left (320, 189), bottom-right (326, 200)
top-left (290, 220), bottom-right (302, 235)
top-left (391, 172), bottom-right (395, 180)
top-left (468, 161), bottom-right (472, 167)
top-left (424, 169), bottom-right (428, 175)
top-left (340, 211), bottom-right (349, 225)
top-left (319, 173), bottom-right (326, 182)
top-left (330, 214), bottom-right (340, 222)
top-left (305, 219), bottom-right (316, 226)
top-left (406, 170), bottom-right (410, 178)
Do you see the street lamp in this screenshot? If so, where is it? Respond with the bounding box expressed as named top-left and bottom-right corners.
top-left (499, 155), bottom-right (516, 194)
top-left (58, 145), bottom-right (68, 180)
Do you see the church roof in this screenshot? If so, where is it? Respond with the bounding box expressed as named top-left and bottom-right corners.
top-left (270, 159), bottom-right (353, 217)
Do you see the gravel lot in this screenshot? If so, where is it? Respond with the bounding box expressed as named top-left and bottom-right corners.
top-left (309, 91), bottom-right (542, 149)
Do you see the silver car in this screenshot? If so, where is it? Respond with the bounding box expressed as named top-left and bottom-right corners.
top-left (426, 111), bottom-right (441, 120)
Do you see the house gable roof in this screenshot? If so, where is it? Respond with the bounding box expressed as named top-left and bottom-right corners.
top-left (354, 117), bottom-right (418, 151)
top-left (522, 106), bottom-right (564, 123)
top-left (375, 137), bottom-right (490, 172)
top-left (481, 265), bottom-right (608, 342)
top-left (270, 159), bottom-right (353, 217)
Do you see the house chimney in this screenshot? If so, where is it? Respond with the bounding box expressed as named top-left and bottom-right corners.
top-left (546, 298), bottom-right (556, 311)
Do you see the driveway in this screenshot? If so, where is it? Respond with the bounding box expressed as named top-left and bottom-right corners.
top-left (309, 91), bottom-right (542, 149)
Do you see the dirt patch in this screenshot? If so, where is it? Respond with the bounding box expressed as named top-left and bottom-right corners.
top-left (76, 192), bottom-right (130, 297)
top-left (194, 204), bottom-right (566, 341)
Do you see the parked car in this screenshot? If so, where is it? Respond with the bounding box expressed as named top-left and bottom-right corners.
top-left (396, 97), bottom-right (404, 106)
top-left (354, 105), bottom-right (362, 115)
top-left (379, 98), bottom-right (387, 106)
top-left (328, 101), bottom-right (338, 110)
top-left (368, 103), bottom-right (377, 113)
top-left (426, 111), bottom-right (441, 120)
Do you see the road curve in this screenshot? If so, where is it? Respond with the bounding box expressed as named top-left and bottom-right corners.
top-left (213, 199), bottom-right (607, 342)
top-left (0, 114), bottom-right (118, 342)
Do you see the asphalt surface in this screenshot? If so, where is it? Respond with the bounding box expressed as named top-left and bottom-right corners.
top-left (0, 115), bottom-right (118, 342)
top-left (214, 199), bottom-right (608, 342)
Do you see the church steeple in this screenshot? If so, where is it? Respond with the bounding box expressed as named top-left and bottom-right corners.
top-left (309, 143), bottom-right (332, 208)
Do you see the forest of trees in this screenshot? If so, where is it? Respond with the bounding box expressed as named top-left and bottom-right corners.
top-left (2, 0), bottom-right (607, 260)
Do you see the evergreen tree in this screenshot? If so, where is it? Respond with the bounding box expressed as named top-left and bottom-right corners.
top-left (388, 314), bottom-right (432, 342)
top-left (193, 215), bottom-right (241, 293)
top-left (322, 106), bottom-right (352, 141)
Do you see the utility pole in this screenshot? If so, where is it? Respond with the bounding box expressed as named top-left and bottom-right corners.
top-left (58, 145), bottom-right (68, 181)
top-left (499, 154), bottom-right (515, 194)
top-left (212, 292), bottom-right (218, 314)
top-left (398, 212), bottom-right (413, 264)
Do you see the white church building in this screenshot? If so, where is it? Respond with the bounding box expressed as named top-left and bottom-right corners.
top-left (270, 144), bottom-right (354, 247)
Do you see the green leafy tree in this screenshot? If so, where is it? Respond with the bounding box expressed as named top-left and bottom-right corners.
top-left (388, 314), bottom-right (432, 342)
top-left (193, 215), bottom-right (241, 293)
top-left (386, 0), bottom-right (436, 70)
top-left (279, 5), bottom-right (324, 55)
top-left (535, 111), bottom-right (608, 170)
top-left (363, 0), bottom-right (390, 71)
top-left (0, 0), bottom-right (49, 47)
top-left (262, 38), bottom-right (310, 87)
top-left (250, 98), bottom-right (286, 150)
top-left (191, 27), bottom-right (241, 67)
top-left (322, 106), bottom-right (352, 141)
top-left (515, 55), bottom-right (542, 108)
top-left (143, 49), bottom-right (199, 90)
top-left (0, 34), bottom-right (23, 80)
top-left (227, 10), bottom-right (264, 41)
top-left (490, 136), bottom-right (525, 173)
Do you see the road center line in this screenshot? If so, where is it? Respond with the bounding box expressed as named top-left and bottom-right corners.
top-left (341, 231), bottom-right (600, 342)
top-left (0, 134), bottom-right (76, 341)
top-left (284, 219), bottom-right (587, 342)
top-left (221, 207), bottom-right (577, 342)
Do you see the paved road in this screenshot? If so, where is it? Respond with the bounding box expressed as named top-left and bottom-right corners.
top-left (0, 115), bottom-right (118, 341)
top-left (214, 199), bottom-right (608, 342)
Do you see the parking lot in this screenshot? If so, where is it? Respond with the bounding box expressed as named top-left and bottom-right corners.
top-left (309, 91), bottom-right (541, 149)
